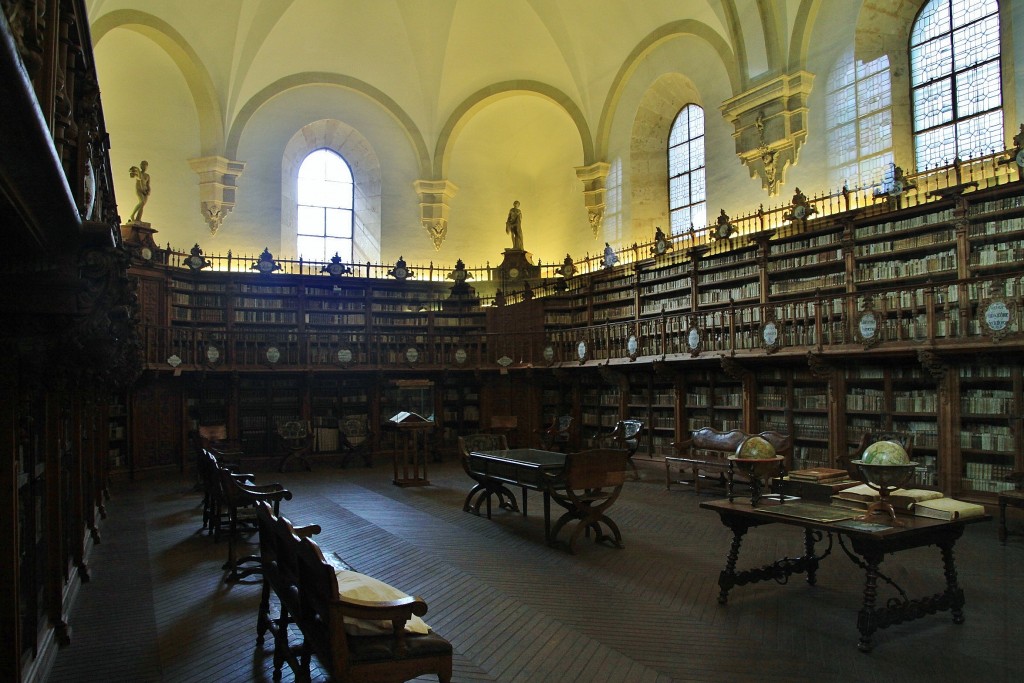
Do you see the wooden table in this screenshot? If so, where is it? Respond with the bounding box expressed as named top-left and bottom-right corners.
top-left (466, 448), bottom-right (566, 542)
top-left (998, 489), bottom-right (1024, 543)
top-left (700, 498), bottom-right (989, 652)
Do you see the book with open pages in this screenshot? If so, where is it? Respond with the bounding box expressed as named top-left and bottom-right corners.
top-left (831, 483), bottom-right (943, 512)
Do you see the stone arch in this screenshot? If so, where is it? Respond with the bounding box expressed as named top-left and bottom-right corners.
top-left (595, 20), bottom-right (740, 160)
top-left (90, 9), bottom-right (224, 155)
top-left (281, 120), bottom-right (382, 264)
top-left (226, 73), bottom-right (430, 177)
top-left (432, 81), bottom-right (593, 178)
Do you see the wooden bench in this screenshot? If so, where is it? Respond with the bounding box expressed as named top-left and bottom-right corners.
top-left (255, 502), bottom-right (452, 682)
top-left (665, 428), bottom-right (791, 493)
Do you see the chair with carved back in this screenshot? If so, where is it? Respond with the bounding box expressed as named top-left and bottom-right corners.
top-left (339, 415), bottom-right (374, 468)
top-left (842, 431), bottom-right (915, 480)
top-left (457, 433), bottom-right (518, 517)
top-left (538, 414), bottom-right (573, 452)
top-left (601, 419), bottom-right (645, 480)
top-left (217, 464), bottom-right (292, 582)
top-left (545, 448), bottom-right (630, 554)
top-left (292, 533), bottom-right (453, 683)
top-left (277, 419), bottom-right (314, 472)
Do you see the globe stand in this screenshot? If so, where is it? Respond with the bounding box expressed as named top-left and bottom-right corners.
top-left (853, 461), bottom-right (918, 527)
top-left (727, 456), bottom-right (785, 506)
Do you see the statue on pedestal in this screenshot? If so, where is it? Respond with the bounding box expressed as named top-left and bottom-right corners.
top-left (505, 200), bottom-right (524, 251)
top-left (128, 160), bottom-right (151, 223)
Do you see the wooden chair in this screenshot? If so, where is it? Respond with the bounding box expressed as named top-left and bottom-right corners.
top-left (255, 502), bottom-right (325, 676)
top-left (842, 431), bottom-right (915, 480)
top-left (339, 415), bottom-right (374, 468)
top-left (217, 464), bottom-right (292, 582)
top-left (538, 414), bottom-right (573, 452)
top-left (293, 534), bottom-right (453, 683)
top-left (197, 448), bottom-right (253, 537)
top-left (602, 419), bottom-right (644, 479)
top-left (545, 449), bottom-right (629, 554)
top-left (278, 419), bottom-right (313, 472)
top-left (457, 433), bottom-right (518, 517)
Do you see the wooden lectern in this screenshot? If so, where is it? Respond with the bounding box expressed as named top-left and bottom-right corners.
top-left (385, 412), bottom-right (434, 487)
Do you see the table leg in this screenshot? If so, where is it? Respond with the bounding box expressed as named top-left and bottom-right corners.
top-left (543, 491), bottom-right (551, 544)
top-left (939, 540), bottom-right (966, 625)
top-left (803, 528), bottom-right (819, 586)
top-left (856, 547), bottom-right (883, 653)
top-left (522, 486), bottom-right (528, 517)
top-left (717, 519), bottom-right (751, 605)
top-left (999, 498), bottom-right (1008, 544)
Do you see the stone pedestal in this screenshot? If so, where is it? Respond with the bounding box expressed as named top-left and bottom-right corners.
top-left (498, 249), bottom-right (540, 281)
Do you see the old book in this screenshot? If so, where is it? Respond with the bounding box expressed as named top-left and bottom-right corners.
top-left (776, 477), bottom-right (858, 503)
top-left (788, 467), bottom-right (848, 482)
top-left (913, 498), bottom-right (986, 520)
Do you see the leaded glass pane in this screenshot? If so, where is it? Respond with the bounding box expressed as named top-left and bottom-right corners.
top-left (668, 115), bottom-right (688, 147)
top-left (668, 152), bottom-right (685, 178)
top-left (296, 235), bottom-right (324, 259)
top-left (860, 111), bottom-right (893, 156)
top-left (828, 122), bottom-right (857, 165)
top-left (911, 36), bottom-right (953, 84)
top-left (688, 106), bottom-right (705, 139)
top-left (324, 208), bottom-right (353, 238)
top-left (913, 79), bottom-right (953, 131)
top-left (955, 110), bottom-right (1005, 158)
top-left (827, 84), bottom-right (855, 123)
top-left (951, 0), bottom-right (997, 30)
top-left (670, 207), bottom-right (691, 235)
top-left (856, 55), bottom-right (889, 80)
top-left (669, 176), bottom-right (690, 206)
top-left (689, 139), bottom-right (705, 170)
top-left (297, 205), bottom-right (325, 236)
top-left (324, 237), bottom-right (351, 262)
top-left (915, 124), bottom-right (957, 169)
top-left (911, 0), bottom-right (950, 45)
top-left (691, 168), bottom-right (706, 203)
top-left (953, 14), bottom-right (1000, 71)
top-left (956, 61), bottom-right (1002, 118)
top-left (857, 69), bottom-right (891, 117)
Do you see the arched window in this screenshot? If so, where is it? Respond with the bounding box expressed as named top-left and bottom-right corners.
top-left (296, 149), bottom-right (354, 262)
top-left (825, 49), bottom-right (893, 189)
top-left (668, 104), bottom-right (706, 235)
top-left (910, 0), bottom-right (1002, 170)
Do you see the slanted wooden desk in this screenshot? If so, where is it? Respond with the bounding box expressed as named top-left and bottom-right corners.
top-left (466, 448), bottom-right (566, 542)
top-left (700, 498), bottom-right (989, 652)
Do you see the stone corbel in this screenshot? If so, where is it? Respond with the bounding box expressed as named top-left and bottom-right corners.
top-left (413, 179), bottom-right (458, 250)
top-left (720, 72), bottom-right (814, 197)
top-left (575, 162), bottom-right (610, 236)
top-left (188, 156), bottom-right (245, 234)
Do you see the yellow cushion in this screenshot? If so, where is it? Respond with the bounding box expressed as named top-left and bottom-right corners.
top-left (334, 569), bottom-right (430, 636)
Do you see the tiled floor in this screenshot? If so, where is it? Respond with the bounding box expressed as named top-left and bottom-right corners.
top-left (48, 460), bottom-right (1021, 682)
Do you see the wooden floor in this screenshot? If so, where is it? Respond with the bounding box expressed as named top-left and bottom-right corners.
top-left (48, 459), bottom-right (1021, 683)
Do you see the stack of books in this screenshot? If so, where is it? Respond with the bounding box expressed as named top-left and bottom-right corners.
top-left (775, 468), bottom-right (858, 502)
top-left (831, 483), bottom-right (943, 513)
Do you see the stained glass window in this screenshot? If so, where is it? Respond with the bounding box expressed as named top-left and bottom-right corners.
top-left (911, 0), bottom-right (1002, 170)
top-left (296, 149), bottom-right (354, 262)
top-left (668, 105), bottom-right (706, 235)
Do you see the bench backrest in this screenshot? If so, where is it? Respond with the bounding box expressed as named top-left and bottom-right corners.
top-left (684, 427), bottom-right (792, 462)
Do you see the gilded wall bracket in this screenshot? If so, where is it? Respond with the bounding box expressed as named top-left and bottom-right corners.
top-left (720, 72), bottom-right (814, 197)
top-left (414, 179), bottom-right (458, 250)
